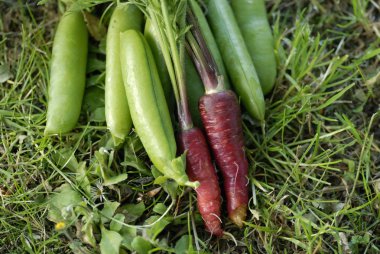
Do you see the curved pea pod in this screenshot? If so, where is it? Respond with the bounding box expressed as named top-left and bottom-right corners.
top-left (185, 53), bottom-right (204, 128)
top-left (189, 0), bottom-right (230, 89)
top-left (231, 0), bottom-right (276, 95)
top-left (105, 4), bottom-right (143, 146)
top-left (119, 30), bottom-right (196, 188)
top-left (144, 19), bottom-right (173, 105)
top-left (206, 0), bottom-right (265, 121)
top-left (45, 11), bottom-right (88, 135)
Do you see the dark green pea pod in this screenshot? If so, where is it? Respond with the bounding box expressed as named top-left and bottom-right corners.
top-left (144, 19), bottom-right (173, 106)
top-left (185, 53), bottom-right (204, 128)
top-left (105, 4), bottom-right (143, 147)
top-left (119, 30), bottom-right (196, 188)
top-left (206, 0), bottom-right (265, 121)
top-left (45, 11), bottom-right (88, 135)
top-left (231, 0), bottom-right (277, 94)
top-left (189, 0), bottom-right (230, 89)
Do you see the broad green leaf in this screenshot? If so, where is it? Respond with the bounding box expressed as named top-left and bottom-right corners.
top-left (151, 166), bottom-right (163, 179)
top-left (175, 235), bottom-right (196, 254)
top-left (101, 201), bottom-right (120, 223)
top-left (131, 236), bottom-right (152, 254)
top-left (121, 202), bottom-right (145, 223)
top-left (110, 213), bottom-right (125, 232)
top-left (153, 203), bottom-right (167, 215)
top-left (90, 107), bottom-right (106, 122)
top-left (120, 226), bottom-right (137, 251)
top-left (81, 218), bottom-right (96, 247)
top-left (154, 175), bottom-right (168, 185)
top-left (163, 180), bottom-right (179, 199)
top-left (144, 215), bottom-right (172, 240)
top-left (100, 226), bottom-right (123, 254)
top-left (47, 184), bottom-right (82, 223)
top-left (103, 173), bottom-right (128, 186)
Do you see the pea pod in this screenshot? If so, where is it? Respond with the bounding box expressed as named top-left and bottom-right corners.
top-left (189, 0), bottom-right (230, 89)
top-left (105, 4), bottom-right (143, 146)
top-left (119, 30), bottom-right (195, 187)
top-left (144, 19), bottom-right (172, 104)
top-left (231, 0), bottom-right (276, 94)
top-left (45, 11), bottom-right (88, 135)
top-left (206, 0), bottom-right (265, 121)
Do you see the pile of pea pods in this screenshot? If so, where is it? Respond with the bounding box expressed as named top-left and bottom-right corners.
top-left (45, 0), bottom-right (276, 188)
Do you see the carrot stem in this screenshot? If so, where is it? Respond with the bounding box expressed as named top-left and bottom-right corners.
top-left (148, 7), bottom-right (182, 120)
top-left (161, 0), bottom-right (193, 130)
top-left (186, 10), bottom-right (225, 93)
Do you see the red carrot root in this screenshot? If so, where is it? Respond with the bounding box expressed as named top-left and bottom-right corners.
top-left (199, 90), bottom-right (249, 227)
top-left (178, 127), bottom-right (223, 236)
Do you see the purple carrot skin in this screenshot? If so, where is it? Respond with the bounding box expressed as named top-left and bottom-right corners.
top-left (178, 128), bottom-right (223, 236)
top-left (199, 90), bottom-right (249, 227)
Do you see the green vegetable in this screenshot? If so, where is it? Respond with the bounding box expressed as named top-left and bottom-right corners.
top-left (144, 19), bottom-right (173, 105)
top-left (45, 11), bottom-right (88, 135)
top-left (189, 0), bottom-right (230, 89)
top-left (206, 0), bottom-right (265, 121)
top-left (119, 30), bottom-right (195, 187)
top-left (184, 53), bottom-right (204, 127)
top-left (231, 0), bottom-right (277, 94)
top-left (105, 4), bottom-right (143, 146)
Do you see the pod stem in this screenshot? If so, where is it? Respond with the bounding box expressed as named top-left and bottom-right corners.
top-left (186, 8), bottom-right (225, 94)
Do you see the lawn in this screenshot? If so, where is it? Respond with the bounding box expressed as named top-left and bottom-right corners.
top-left (0, 0), bottom-right (380, 253)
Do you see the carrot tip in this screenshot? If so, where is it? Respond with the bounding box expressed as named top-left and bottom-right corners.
top-left (229, 206), bottom-right (247, 228)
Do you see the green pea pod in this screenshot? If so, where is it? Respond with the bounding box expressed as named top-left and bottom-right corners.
top-left (105, 4), bottom-right (143, 146)
top-left (189, 0), bottom-right (230, 89)
top-left (231, 0), bottom-right (276, 94)
top-left (45, 11), bottom-right (88, 135)
top-left (207, 0), bottom-right (265, 121)
top-left (119, 30), bottom-right (196, 188)
top-left (144, 19), bottom-right (173, 105)
top-left (185, 53), bottom-right (204, 128)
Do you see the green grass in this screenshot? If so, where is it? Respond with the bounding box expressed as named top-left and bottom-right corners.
top-left (1, 0), bottom-right (380, 253)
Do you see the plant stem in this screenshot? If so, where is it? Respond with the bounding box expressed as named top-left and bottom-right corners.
top-left (148, 7), bottom-right (182, 119)
top-left (186, 9), bottom-right (225, 93)
top-left (161, 0), bottom-right (193, 130)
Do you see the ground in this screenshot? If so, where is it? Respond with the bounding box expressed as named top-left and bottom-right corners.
top-left (0, 0), bottom-right (380, 253)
